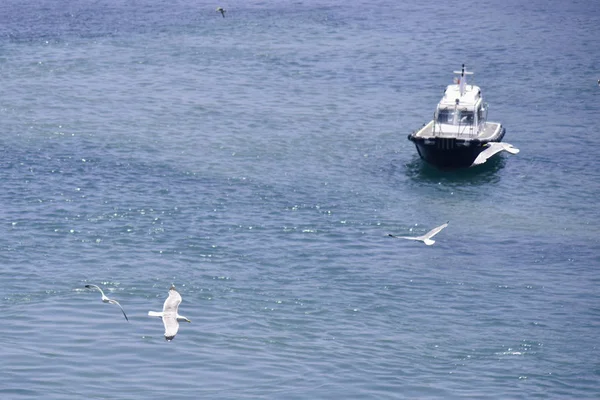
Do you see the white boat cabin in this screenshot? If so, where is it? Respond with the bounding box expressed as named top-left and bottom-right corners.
top-left (432, 65), bottom-right (488, 137)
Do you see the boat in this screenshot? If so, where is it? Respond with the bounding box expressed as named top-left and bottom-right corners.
top-left (408, 64), bottom-right (518, 168)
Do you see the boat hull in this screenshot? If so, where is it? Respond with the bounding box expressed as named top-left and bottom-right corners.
top-left (408, 127), bottom-right (506, 169)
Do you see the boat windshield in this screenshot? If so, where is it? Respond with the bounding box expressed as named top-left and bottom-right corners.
top-left (437, 109), bottom-right (474, 125)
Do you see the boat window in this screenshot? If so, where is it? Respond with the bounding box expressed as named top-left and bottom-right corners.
top-left (436, 109), bottom-right (456, 124)
top-left (460, 111), bottom-right (474, 124)
top-left (437, 109), bottom-right (474, 125)
top-left (478, 105), bottom-right (487, 123)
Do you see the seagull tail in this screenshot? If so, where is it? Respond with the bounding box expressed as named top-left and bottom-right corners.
top-left (423, 239), bottom-right (435, 246)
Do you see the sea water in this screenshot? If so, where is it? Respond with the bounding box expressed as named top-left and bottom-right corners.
top-left (1, 0), bottom-right (599, 398)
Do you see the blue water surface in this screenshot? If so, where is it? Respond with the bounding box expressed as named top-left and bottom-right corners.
top-left (1, 0), bottom-right (599, 398)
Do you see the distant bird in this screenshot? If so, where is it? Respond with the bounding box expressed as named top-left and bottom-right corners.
top-left (598, 79), bottom-right (599, 86)
top-left (148, 285), bottom-right (191, 341)
top-left (388, 222), bottom-right (449, 246)
top-left (85, 284), bottom-right (129, 321)
top-left (216, 7), bottom-right (226, 18)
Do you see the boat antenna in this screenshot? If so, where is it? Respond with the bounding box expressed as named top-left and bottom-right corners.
top-left (453, 64), bottom-right (473, 97)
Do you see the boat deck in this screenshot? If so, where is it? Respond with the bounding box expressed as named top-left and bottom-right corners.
top-left (412, 120), bottom-right (502, 141)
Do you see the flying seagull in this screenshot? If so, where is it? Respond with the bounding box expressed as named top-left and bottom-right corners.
top-left (388, 222), bottom-right (449, 246)
top-left (471, 142), bottom-right (519, 166)
top-left (85, 284), bottom-right (129, 321)
top-left (216, 7), bottom-right (226, 17)
top-left (148, 285), bottom-right (191, 341)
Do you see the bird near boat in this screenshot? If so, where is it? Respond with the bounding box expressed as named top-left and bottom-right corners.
top-left (471, 142), bottom-right (520, 166)
top-left (85, 284), bottom-right (129, 321)
top-left (216, 7), bottom-right (226, 18)
top-left (388, 222), bottom-right (449, 246)
top-left (148, 284), bottom-right (191, 341)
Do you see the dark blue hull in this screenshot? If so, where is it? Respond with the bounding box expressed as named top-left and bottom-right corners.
top-left (408, 128), bottom-right (506, 169)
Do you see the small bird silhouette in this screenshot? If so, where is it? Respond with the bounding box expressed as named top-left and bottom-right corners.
top-left (216, 7), bottom-right (226, 18)
top-left (85, 284), bottom-right (129, 321)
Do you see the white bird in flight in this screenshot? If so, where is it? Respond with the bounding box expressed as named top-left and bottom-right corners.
top-left (85, 284), bottom-right (129, 321)
top-left (388, 222), bottom-right (449, 246)
top-left (148, 285), bottom-right (191, 341)
top-left (471, 142), bottom-right (519, 166)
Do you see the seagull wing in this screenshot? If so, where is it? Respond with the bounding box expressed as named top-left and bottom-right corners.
top-left (389, 222), bottom-right (449, 246)
top-left (163, 314), bottom-right (179, 341)
top-left (163, 286), bottom-right (182, 313)
top-left (108, 299), bottom-right (129, 322)
top-left (390, 235), bottom-right (422, 241)
top-left (85, 284), bottom-right (105, 297)
top-left (422, 222), bottom-right (449, 240)
top-left (162, 286), bottom-right (182, 340)
top-left (472, 143), bottom-right (520, 166)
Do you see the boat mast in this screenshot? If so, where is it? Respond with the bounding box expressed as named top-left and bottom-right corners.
top-left (453, 64), bottom-right (473, 97)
